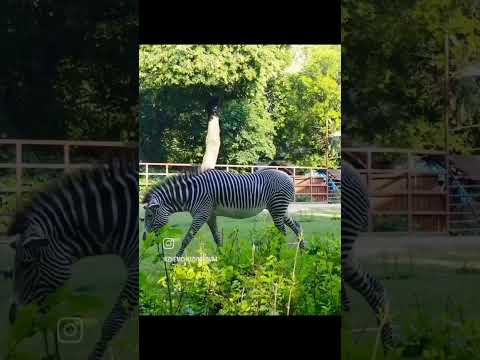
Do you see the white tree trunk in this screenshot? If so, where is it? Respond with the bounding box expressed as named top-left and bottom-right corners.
top-left (201, 113), bottom-right (220, 172)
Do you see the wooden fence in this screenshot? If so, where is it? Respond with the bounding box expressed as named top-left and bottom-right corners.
top-left (343, 147), bottom-right (449, 234)
top-left (0, 139), bottom-right (136, 235)
top-left (139, 162), bottom-right (341, 204)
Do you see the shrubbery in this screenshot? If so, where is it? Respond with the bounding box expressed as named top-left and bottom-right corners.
top-left (140, 224), bottom-right (340, 316)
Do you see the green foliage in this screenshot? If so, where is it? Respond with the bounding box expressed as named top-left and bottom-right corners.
top-left (1, 1), bottom-right (138, 141)
top-left (139, 45), bottom-right (291, 97)
top-left (139, 223), bottom-right (340, 316)
top-left (342, 0), bottom-right (480, 152)
top-left (140, 45), bottom-right (341, 166)
top-left (343, 301), bottom-right (480, 360)
top-left (271, 46), bottom-right (341, 167)
top-left (220, 96), bottom-right (276, 164)
top-left (54, 15), bottom-right (138, 142)
top-left (4, 288), bottom-right (105, 360)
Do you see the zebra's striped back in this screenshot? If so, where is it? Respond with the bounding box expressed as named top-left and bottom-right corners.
top-left (145, 169), bottom-right (294, 215)
top-left (9, 163), bottom-right (138, 260)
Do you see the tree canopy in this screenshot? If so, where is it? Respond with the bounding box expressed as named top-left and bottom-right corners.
top-left (140, 45), bottom-right (341, 167)
top-left (1, 1), bottom-right (138, 141)
top-left (342, 0), bottom-right (480, 153)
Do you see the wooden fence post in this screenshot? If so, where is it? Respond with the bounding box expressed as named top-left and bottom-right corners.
top-left (326, 169), bottom-right (329, 204)
top-left (293, 167), bottom-right (296, 202)
top-left (310, 168), bottom-right (314, 202)
top-left (64, 144), bottom-right (70, 174)
top-left (145, 163), bottom-right (149, 186)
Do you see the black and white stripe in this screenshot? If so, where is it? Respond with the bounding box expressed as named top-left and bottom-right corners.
top-left (8, 161), bottom-right (138, 360)
top-left (341, 161), bottom-right (394, 351)
top-left (143, 168), bottom-right (304, 261)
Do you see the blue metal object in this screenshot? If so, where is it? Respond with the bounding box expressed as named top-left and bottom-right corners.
top-left (315, 170), bottom-right (338, 193)
top-left (419, 157), bottom-right (473, 209)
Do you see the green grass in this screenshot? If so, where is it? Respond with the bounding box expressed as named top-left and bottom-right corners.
top-left (139, 207), bottom-right (341, 316)
top-left (342, 249), bottom-right (480, 360)
top-left (139, 208), bottom-right (340, 256)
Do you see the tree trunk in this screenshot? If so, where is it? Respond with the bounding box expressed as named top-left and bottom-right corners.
top-left (201, 96), bottom-right (222, 172)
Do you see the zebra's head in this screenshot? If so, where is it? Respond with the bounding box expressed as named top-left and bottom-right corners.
top-left (8, 219), bottom-right (64, 324)
top-left (143, 197), bottom-right (169, 239)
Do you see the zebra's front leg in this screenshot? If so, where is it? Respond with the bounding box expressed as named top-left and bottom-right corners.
top-left (88, 262), bottom-right (138, 360)
top-left (171, 213), bottom-right (209, 264)
top-left (207, 215), bottom-right (223, 247)
top-left (284, 216), bottom-right (306, 249)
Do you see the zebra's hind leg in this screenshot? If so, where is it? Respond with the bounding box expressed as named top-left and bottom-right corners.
top-left (271, 215), bottom-right (287, 236)
top-left (343, 259), bottom-right (394, 352)
top-left (284, 216), bottom-right (305, 248)
top-left (207, 215), bottom-right (223, 247)
top-left (89, 261), bottom-right (138, 360)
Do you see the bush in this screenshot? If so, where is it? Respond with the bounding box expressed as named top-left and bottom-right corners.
top-left (140, 223), bottom-right (340, 316)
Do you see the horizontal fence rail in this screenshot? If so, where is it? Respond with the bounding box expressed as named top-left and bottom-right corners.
top-left (343, 147), bottom-right (449, 235)
top-left (139, 162), bottom-right (341, 204)
top-left (0, 139), bottom-right (136, 235)
top-left (343, 147), bottom-right (480, 235)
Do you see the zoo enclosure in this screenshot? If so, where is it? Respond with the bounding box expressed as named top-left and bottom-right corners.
top-left (139, 162), bottom-right (341, 204)
top-left (0, 139), bottom-right (136, 236)
top-left (343, 147), bottom-right (480, 235)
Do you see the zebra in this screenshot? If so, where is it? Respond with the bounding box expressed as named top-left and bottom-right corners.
top-left (7, 160), bottom-right (138, 360)
top-left (341, 161), bottom-right (394, 351)
top-left (143, 168), bottom-right (304, 263)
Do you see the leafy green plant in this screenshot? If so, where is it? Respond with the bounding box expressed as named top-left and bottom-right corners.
top-left (139, 223), bottom-right (340, 316)
top-left (4, 288), bottom-right (105, 360)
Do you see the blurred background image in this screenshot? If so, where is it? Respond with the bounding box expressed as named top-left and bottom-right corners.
top-left (0, 2), bottom-right (138, 359)
top-left (342, 1), bottom-right (480, 359)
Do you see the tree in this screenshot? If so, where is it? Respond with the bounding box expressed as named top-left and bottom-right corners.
top-left (1, 1), bottom-right (138, 141)
top-left (342, 0), bottom-right (480, 153)
top-left (139, 45), bottom-right (292, 164)
top-left (270, 45), bottom-right (341, 167)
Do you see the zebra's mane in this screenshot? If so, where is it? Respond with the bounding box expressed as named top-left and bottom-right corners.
top-left (7, 160), bottom-right (137, 236)
top-left (142, 166), bottom-right (207, 204)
